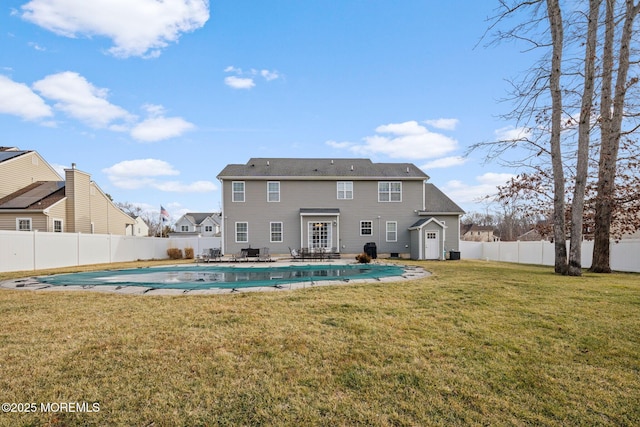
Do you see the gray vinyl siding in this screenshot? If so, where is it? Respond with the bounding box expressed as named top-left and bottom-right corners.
top-left (222, 178), bottom-right (425, 256)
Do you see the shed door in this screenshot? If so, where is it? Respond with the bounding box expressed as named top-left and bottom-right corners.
top-left (425, 231), bottom-right (440, 259)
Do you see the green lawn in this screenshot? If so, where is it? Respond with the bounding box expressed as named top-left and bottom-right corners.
top-left (0, 260), bottom-right (638, 426)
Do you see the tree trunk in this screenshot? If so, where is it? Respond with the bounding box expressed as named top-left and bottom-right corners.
top-left (546, 0), bottom-right (568, 274)
top-left (591, 0), bottom-right (640, 273)
top-left (568, 0), bottom-right (601, 276)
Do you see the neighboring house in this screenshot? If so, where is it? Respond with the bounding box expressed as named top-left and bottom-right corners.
top-left (169, 212), bottom-right (221, 237)
top-left (217, 158), bottom-right (465, 260)
top-left (461, 224), bottom-right (500, 242)
top-left (0, 147), bottom-right (134, 234)
top-left (127, 216), bottom-right (150, 237)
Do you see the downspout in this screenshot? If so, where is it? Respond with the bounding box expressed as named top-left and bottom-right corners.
top-left (219, 177), bottom-right (225, 254)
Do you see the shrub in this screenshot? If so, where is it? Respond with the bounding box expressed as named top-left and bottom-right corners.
top-left (355, 252), bottom-right (372, 263)
top-left (184, 247), bottom-right (194, 259)
top-left (167, 248), bottom-right (183, 260)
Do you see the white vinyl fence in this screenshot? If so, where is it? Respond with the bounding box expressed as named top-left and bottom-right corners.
top-left (460, 239), bottom-right (640, 273)
top-left (0, 230), bottom-right (221, 273)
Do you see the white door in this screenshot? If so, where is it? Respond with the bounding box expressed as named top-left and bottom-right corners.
top-left (308, 221), bottom-right (332, 249)
top-left (425, 230), bottom-right (440, 259)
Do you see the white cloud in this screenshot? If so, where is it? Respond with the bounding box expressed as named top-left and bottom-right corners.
top-left (325, 140), bottom-right (353, 149)
top-left (224, 76), bottom-right (255, 90)
top-left (329, 120), bottom-right (458, 160)
top-left (442, 172), bottom-right (515, 204)
top-left (421, 156), bottom-right (467, 169)
top-left (260, 69), bottom-right (280, 81)
top-left (20, 0), bottom-right (209, 58)
top-left (131, 116), bottom-right (195, 142)
top-left (154, 180), bottom-right (217, 192)
top-left (0, 75), bottom-right (53, 120)
top-left (32, 71), bottom-right (133, 128)
top-left (224, 65), bottom-right (281, 89)
top-left (424, 118), bottom-right (459, 131)
top-left (103, 159), bottom-right (217, 192)
top-left (494, 125), bottom-right (531, 141)
top-left (103, 159), bottom-right (180, 177)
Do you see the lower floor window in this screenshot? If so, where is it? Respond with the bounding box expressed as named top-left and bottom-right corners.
top-left (53, 219), bottom-right (63, 233)
top-left (360, 220), bottom-right (373, 236)
top-left (17, 218), bottom-right (32, 231)
top-left (235, 222), bottom-right (248, 243)
top-left (270, 222), bottom-right (283, 242)
top-left (386, 221), bottom-right (397, 242)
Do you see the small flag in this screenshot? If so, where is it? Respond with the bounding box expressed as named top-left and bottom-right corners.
top-left (160, 206), bottom-right (169, 222)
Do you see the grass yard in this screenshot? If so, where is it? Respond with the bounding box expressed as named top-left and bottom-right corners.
top-left (0, 260), bottom-right (638, 426)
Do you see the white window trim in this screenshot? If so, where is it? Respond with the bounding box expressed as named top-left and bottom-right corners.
top-left (360, 220), bottom-right (373, 236)
top-left (53, 218), bottom-right (63, 233)
top-left (270, 221), bottom-right (283, 243)
top-left (235, 221), bottom-right (249, 243)
top-left (337, 181), bottom-right (353, 200)
top-left (267, 181), bottom-right (280, 202)
top-left (16, 217), bottom-right (32, 231)
top-left (386, 221), bottom-right (398, 242)
top-left (232, 181), bottom-right (245, 202)
top-left (378, 181), bottom-right (402, 202)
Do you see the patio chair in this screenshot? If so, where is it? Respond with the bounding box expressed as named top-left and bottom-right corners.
top-left (232, 249), bottom-right (248, 262)
top-left (198, 248), bottom-right (212, 263)
top-left (210, 248), bottom-right (222, 262)
top-left (289, 247), bottom-right (301, 260)
top-left (258, 247), bottom-right (271, 262)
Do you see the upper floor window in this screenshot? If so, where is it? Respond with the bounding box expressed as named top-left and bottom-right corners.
top-left (17, 218), bottom-right (32, 231)
top-left (204, 225), bottom-right (213, 233)
top-left (181, 225), bottom-right (189, 232)
top-left (267, 181), bottom-right (280, 202)
top-left (337, 181), bottom-right (353, 200)
top-left (378, 182), bottom-right (402, 202)
top-left (53, 219), bottom-right (63, 233)
top-left (360, 220), bottom-right (373, 236)
top-left (232, 181), bottom-right (245, 202)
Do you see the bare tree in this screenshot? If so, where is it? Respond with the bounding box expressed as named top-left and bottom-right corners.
top-left (477, 0), bottom-right (640, 274)
top-left (569, 0), bottom-right (601, 275)
top-left (591, 0), bottom-right (640, 272)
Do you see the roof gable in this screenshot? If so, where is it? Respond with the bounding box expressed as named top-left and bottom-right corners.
top-left (179, 212), bottom-right (220, 226)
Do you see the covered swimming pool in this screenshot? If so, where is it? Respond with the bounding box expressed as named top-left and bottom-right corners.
top-left (36, 263), bottom-right (409, 292)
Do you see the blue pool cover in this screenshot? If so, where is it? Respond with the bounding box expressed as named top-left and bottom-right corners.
top-left (38, 264), bottom-right (406, 290)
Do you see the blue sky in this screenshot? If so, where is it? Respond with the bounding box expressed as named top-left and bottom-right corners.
top-left (0, 0), bottom-right (532, 221)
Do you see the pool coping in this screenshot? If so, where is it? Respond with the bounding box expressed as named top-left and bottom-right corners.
top-left (0, 260), bottom-right (430, 295)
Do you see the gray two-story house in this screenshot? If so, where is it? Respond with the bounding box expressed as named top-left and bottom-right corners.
top-left (217, 158), bottom-right (464, 260)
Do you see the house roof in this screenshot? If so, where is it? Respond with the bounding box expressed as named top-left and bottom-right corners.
top-left (217, 158), bottom-right (430, 180)
top-left (0, 181), bottom-right (65, 210)
top-left (182, 212), bottom-right (220, 225)
top-left (461, 224), bottom-right (496, 234)
top-left (0, 148), bottom-right (29, 164)
top-left (422, 183), bottom-right (465, 214)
